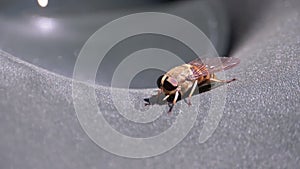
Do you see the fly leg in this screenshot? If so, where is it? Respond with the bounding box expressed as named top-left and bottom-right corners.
top-left (168, 90), bottom-right (180, 114)
top-left (163, 94), bottom-right (170, 101)
top-left (187, 80), bottom-right (198, 106)
top-left (168, 103), bottom-right (174, 114)
top-left (173, 91), bottom-right (180, 104)
top-left (209, 74), bottom-right (236, 83)
top-left (210, 78), bottom-right (236, 83)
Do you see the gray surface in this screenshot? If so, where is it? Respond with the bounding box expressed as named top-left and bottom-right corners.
top-left (0, 0), bottom-right (300, 169)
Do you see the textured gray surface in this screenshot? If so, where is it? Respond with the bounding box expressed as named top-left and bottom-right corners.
top-left (0, 1), bottom-right (300, 169)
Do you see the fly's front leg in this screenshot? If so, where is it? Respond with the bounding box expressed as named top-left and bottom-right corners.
top-left (168, 88), bottom-right (181, 114)
top-left (163, 94), bottom-right (170, 101)
top-left (168, 103), bottom-right (174, 114)
top-left (172, 86), bottom-right (182, 104)
top-left (173, 91), bottom-right (179, 104)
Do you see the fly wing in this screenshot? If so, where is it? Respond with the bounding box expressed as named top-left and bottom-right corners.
top-left (186, 57), bottom-right (240, 81)
top-left (202, 57), bottom-right (240, 73)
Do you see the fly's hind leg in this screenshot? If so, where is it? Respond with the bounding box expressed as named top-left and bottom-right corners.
top-left (209, 74), bottom-right (236, 83)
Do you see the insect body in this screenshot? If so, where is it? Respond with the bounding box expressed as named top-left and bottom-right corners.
top-left (156, 57), bottom-right (240, 113)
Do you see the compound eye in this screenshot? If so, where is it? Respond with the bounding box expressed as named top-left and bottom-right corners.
top-left (156, 75), bottom-right (164, 88)
top-left (163, 78), bottom-right (177, 91)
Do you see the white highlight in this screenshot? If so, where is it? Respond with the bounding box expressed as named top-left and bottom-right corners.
top-left (34, 17), bottom-right (55, 33)
top-left (37, 0), bottom-right (48, 8)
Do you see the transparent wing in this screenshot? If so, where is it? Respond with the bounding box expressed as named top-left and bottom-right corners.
top-left (187, 57), bottom-right (240, 81)
top-left (202, 57), bottom-right (240, 73)
top-left (188, 58), bottom-right (205, 68)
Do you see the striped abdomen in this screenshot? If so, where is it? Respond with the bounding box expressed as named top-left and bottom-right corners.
top-left (190, 64), bottom-right (211, 84)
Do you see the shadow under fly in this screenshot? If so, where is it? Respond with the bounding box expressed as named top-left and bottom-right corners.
top-left (144, 81), bottom-right (228, 113)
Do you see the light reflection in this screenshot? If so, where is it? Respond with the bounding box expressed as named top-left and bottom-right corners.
top-left (37, 0), bottom-right (48, 8)
top-left (34, 17), bottom-right (55, 33)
